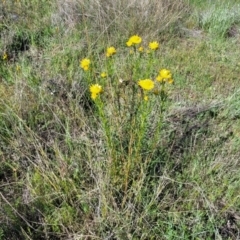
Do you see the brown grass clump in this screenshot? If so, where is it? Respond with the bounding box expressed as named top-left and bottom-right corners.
top-left (53, 0), bottom-right (188, 38)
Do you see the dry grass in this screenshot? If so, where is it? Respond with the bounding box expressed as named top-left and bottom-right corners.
top-left (52, 0), bottom-right (188, 41)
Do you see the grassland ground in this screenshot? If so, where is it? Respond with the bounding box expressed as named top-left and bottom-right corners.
top-left (1, 0), bottom-right (240, 239)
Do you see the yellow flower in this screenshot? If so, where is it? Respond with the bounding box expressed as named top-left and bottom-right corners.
top-left (138, 79), bottom-right (154, 91)
top-left (159, 69), bottom-right (172, 79)
top-left (80, 58), bottom-right (91, 71)
top-left (100, 72), bottom-right (107, 78)
top-left (106, 46), bottom-right (116, 57)
top-left (129, 49), bottom-right (134, 54)
top-left (149, 41), bottom-right (159, 50)
top-left (156, 69), bottom-right (173, 83)
top-left (90, 84), bottom-right (102, 94)
top-left (126, 35), bottom-right (142, 46)
top-left (144, 95), bottom-right (149, 101)
top-left (89, 84), bottom-right (102, 100)
top-left (16, 65), bottom-right (21, 71)
top-left (138, 46), bottom-right (144, 52)
top-left (2, 52), bottom-right (7, 60)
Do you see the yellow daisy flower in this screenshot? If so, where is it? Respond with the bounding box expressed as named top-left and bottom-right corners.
top-left (100, 72), bottom-right (107, 78)
top-left (126, 35), bottom-right (142, 46)
top-left (16, 65), bottom-right (21, 71)
top-left (106, 47), bottom-right (116, 57)
top-left (89, 84), bottom-right (102, 100)
top-left (90, 84), bottom-right (102, 94)
top-left (159, 69), bottom-right (172, 79)
top-left (80, 58), bottom-right (91, 71)
top-left (149, 41), bottom-right (159, 50)
top-left (2, 52), bottom-right (7, 60)
top-left (156, 69), bottom-right (173, 83)
top-left (138, 46), bottom-right (144, 52)
top-left (138, 79), bottom-right (154, 91)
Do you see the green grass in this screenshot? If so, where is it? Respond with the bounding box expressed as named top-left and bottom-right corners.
top-left (1, 0), bottom-right (240, 239)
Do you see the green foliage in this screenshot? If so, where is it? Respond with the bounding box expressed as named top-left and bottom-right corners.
top-left (0, 228), bottom-right (4, 240)
top-left (197, 2), bottom-right (240, 38)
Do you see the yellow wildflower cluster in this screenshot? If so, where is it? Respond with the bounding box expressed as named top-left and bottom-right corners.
top-left (79, 34), bottom-right (173, 102)
top-left (137, 69), bottom-right (173, 100)
top-left (126, 35), bottom-right (160, 53)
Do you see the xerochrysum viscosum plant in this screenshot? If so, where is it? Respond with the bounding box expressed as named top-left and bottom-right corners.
top-left (80, 35), bottom-right (174, 200)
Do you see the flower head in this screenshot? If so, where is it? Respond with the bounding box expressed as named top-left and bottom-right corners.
top-left (100, 72), bottom-right (107, 78)
top-left (126, 35), bottom-right (142, 46)
top-left (156, 69), bottom-right (172, 82)
top-left (149, 41), bottom-right (159, 50)
top-left (80, 58), bottom-right (91, 71)
top-left (106, 47), bottom-right (116, 57)
top-left (138, 46), bottom-right (144, 52)
top-left (89, 84), bottom-right (102, 100)
top-left (144, 95), bottom-right (149, 101)
top-left (90, 84), bottom-right (102, 94)
top-left (16, 65), bottom-right (21, 71)
top-left (129, 49), bottom-right (134, 54)
top-left (138, 79), bottom-right (154, 91)
top-left (159, 69), bottom-right (172, 79)
top-left (2, 52), bottom-right (7, 60)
